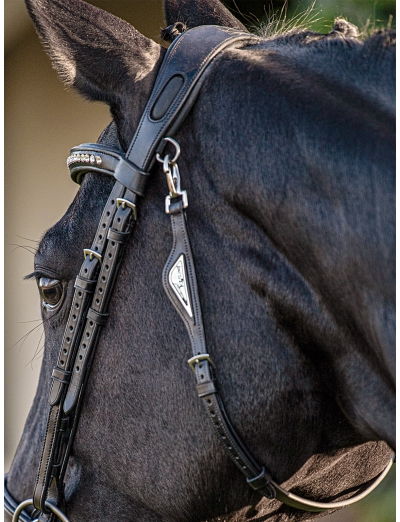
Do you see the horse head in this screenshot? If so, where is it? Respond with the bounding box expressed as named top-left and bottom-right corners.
top-left (6, 0), bottom-right (395, 520)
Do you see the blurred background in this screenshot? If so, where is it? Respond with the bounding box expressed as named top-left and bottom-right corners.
top-left (5, 1), bottom-right (395, 521)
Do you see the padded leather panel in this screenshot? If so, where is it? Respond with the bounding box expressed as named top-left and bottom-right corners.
top-left (126, 25), bottom-right (259, 171)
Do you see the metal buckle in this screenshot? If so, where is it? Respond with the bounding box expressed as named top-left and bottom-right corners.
top-left (165, 193), bottom-right (188, 214)
top-left (83, 249), bottom-right (102, 264)
top-left (116, 198), bottom-right (137, 220)
top-left (187, 354), bottom-right (215, 374)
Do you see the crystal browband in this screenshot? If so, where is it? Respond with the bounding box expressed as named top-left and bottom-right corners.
top-left (66, 153), bottom-right (102, 167)
top-left (67, 143), bottom-right (150, 197)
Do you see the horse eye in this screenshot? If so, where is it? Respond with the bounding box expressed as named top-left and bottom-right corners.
top-left (38, 277), bottom-right (63, 308)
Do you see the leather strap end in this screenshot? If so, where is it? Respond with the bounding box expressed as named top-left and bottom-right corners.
top-left (247, 468), bottom-right (275, 498)
top-left (49, 380), bottom-right (63, 406)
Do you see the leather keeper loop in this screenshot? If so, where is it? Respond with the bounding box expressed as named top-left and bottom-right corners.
top-left (246, 468), bottom-right (273, 492)
top-left (51, 463), bottom-right (62, 479)
top-left (197, 380), bottom-right (217, 397)
top-left (87, 307), bottom-right (109, 325)
top-left (113, 157), bottom-right (149, 196)
top-left (49, 369), bottom-right (71, 406)
top-left (107, 228), bottom-right (130, 244)
top-left (52, 367), bottom-right (72, 384)
top-left (75, 275), bottom-right (97, 293)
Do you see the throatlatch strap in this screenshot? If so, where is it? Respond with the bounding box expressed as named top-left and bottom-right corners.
top-left (160, 173), bottom-right (395, 512)
top-left (162, 197), bottom-right (276, 499)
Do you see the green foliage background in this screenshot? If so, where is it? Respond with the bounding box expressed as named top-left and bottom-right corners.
top-left (349, 466), bottom-right (395, 522)
top-left (222, 1), bottom-right (396, 521)
top-left (223, 0), bottom-right (395, 34)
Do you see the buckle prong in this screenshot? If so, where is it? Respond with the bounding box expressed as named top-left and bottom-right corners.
top-left (116, 198), bottom-right (137, 220)
top-left (83, 249), bottom-right (102, 264)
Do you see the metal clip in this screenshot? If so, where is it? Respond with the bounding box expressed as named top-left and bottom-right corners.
top-left (188, 354), bottom-right (215, 374)
top-left (116, 198), bottom-right (137, 220)
top-left (83, 249), bottom-right (102, 265)
top-left (164, 158), bottom-right (181, 196)
top-left (156, 138), bottom-right (188, 213)
top-left (164, 162), bottom-right (188, 213)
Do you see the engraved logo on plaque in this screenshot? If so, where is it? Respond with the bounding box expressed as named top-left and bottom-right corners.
top-left (169, 254), bottom-right (193, 318)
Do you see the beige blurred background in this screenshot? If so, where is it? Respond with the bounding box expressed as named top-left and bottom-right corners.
top-left (4, 2), bottom-right (394, 522)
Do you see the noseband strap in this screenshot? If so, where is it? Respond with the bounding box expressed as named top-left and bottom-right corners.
top-left (6, 25), bottom-right (394, 521)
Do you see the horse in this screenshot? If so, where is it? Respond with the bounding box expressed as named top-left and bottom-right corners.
top-left (6, 0), bottom-right (395, 521)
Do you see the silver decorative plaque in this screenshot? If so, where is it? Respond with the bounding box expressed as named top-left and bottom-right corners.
top-left (169, 254), bottom-right (193, 318)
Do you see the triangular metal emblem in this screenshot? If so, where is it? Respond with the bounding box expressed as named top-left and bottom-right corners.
top-left (169, 254), bottom-right (193, 318)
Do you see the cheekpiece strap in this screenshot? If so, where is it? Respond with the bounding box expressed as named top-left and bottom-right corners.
top-left (30, 25), bottom-right (260, 520)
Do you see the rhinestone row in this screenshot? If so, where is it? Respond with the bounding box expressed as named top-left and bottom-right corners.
top-left (67, 153), bottom-right (102, 167)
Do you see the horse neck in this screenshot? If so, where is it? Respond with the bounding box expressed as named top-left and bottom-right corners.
top-left (257, 30), bottom-right (395, 115)
top-left (183, 39), bottom-right (395, 445)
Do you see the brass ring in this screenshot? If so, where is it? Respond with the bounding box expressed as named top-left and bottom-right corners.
top-left (12, 499), bottom-right (70, 522)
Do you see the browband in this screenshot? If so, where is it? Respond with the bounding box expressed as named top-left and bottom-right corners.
top-left (67, 144), bottom-right (149, 196)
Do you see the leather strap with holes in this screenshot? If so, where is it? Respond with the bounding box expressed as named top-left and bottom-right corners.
top-left (162, 197), bottom-right (276, 498)
top-left (31, 26), bottom-right (259, 519)
top-left (63, 194), bottom-right (135, 412)
top-left (32, 183), bottom-right (133, 515)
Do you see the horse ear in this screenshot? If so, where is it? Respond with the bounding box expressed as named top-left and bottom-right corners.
top-left (164, 0), bottom-right (247, 31)
top-left (24, 0), bottom-right (162, 105)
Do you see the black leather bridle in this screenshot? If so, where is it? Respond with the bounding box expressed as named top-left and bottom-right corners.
top-left (5, 25), bottom-right (394, 522)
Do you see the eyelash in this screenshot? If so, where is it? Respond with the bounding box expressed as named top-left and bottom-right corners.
top-left (24, 269), bottom-right (61, 281)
